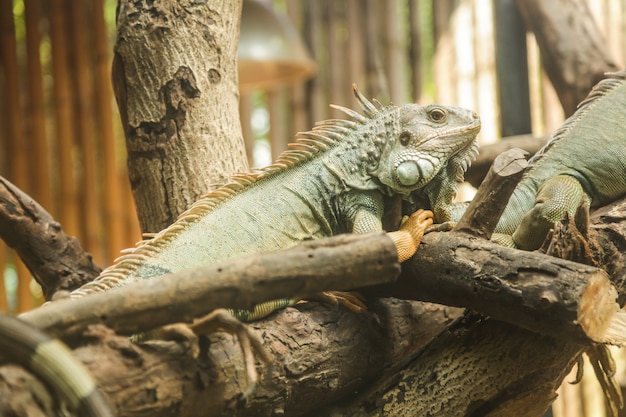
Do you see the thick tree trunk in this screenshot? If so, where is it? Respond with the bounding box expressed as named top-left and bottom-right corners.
top-left (112, 0), bottom-right (247, 232)
top-left (515, 0), bottom-right (620, 116)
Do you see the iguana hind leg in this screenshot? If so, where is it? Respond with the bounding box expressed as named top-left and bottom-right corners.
top-left (510, 175), bottom-right (588, 250)
top-left (154, 309), bottom-right (272, 399)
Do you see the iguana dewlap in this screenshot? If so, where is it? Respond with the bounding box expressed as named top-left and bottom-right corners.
top-left (70, 85), bottom-right (480, 312)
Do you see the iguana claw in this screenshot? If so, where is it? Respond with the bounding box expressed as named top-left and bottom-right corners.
top-left (159, 309), bottom-right (271, 399)
top-left (388, 209), bottom-right (434, 262)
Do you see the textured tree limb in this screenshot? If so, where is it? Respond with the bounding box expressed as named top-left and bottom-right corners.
top-left (515, 0), bottom-right (619, 116)
top-left (455, 147), bottom-right (528, 238)
top-left (326, 318), bottom-right (586, 417)
top-left (3, 300), bottom-right (463, 417)
top-left (5, 147), bottom-right (626, 415)
top-left (348, 153), bottom-right (626, 417)
top-left (0, 175), bottom-right (101, 298)
top-left (19, 232), bottom-right (400, 337)
top-left (464, 134), bottom-right (547, 188)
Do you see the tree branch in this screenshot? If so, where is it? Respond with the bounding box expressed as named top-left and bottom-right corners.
top-left (0, 175), bottom-right (101, 298)
top-left (19, 232), bottom-right (400, 337)
top-left (515, 0), bottom-right (619, 116)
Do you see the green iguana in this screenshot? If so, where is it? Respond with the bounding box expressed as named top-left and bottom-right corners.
top-left (69, 86), bottom-right (480, 306)
top-left (24, 86), bottom-right (479, 403)
top-left (477, 70), bottom-right (626, 250)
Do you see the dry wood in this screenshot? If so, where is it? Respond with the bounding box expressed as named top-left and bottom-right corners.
top-left (328, 318), bottom-right (586, 417)
top-left (464, 134), bottom-right (548, 188)
top-left (19, 232), bottom-right (400, 338)
top-left (381, 227), bottom-right (624, 345)
top-left (0, 176), bottom-right (101, 299)
top-left (3, 190), bottom-right (626, 415)
top-left (112, 0), bottom-right (248, 233)
top-left (2, 299), bottom-right (462, 417)
top-left (515, 0), bottom-right (620, 116)
top-left (384, 149), bottom-right (626, 346)
top-left (455, 147), bottom-right (528, 238)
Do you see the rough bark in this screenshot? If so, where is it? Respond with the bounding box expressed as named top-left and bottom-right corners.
top-left (515, 0), bottom-right (620, 116)
top-left (19, 233), bottom-right (401, 338)
top-left (0, 175), bottom-right (101, 299)
top-left (325, 319), bottom-right (586, 417)
top-left (1, 300), bottom-right (463, 417)
top-left (464, 134), bottom-right (548, 189)
top-left (112, 0), bottom-right (247, 233)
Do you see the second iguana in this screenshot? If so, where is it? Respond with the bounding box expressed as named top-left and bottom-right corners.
top-left (479, 71), bottom-right (626, 250)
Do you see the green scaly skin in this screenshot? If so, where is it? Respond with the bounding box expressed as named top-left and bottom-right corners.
top-left (68, 85), bottom-right (480, 319)
top-left (453, 71), bottom-right (626, 250)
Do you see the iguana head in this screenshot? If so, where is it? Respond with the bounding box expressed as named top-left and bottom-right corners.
top-left (371, 102), bottom-right (481, 196)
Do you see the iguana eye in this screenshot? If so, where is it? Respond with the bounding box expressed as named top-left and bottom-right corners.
top-left (399, 131), bottom-right (411, 146)
top-left (428, 107), bottom-right (447, 123)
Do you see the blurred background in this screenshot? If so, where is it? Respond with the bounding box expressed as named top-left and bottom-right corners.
top-left (1, 1), bottom-right (626, 415)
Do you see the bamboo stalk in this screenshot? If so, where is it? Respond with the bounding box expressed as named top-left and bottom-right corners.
top-left (92, 0), bottom-right (124, 265)
top-left (286, 0), bottom-right (309, 134)
top-left (383, 0), bottom-right (406, 103)
top-left (364, 0), bottom-right (387, 99)
top-left (69, 0), bottom-right (102, 263)
top-left (432, 0), bottom-right (454, 104)
top-left (306, 0), bottom-right (329, 122)
top-left (24, 0), bottom-right (53, 214)
top-left (0, 246), bottom-right (8, 312)
top-left (268, 89), bottom-right (288, 161)
top-left (408, 0), bottom-right (422, 103)
top-left (0, 0), bottom-right (34, 312)
top-left (239, 92), bottom-right (254, 166)
top-left (123, 177), bottom-right (142, 255)
top-left (346, 0), bottom-right (365, 90)
top-left (326, 1), bottom-right (349, 107)
top-left (49, 0), bottom-right (80, 238)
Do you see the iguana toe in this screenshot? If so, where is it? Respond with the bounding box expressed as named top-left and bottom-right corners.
top-left (389, 209), bottom-right (434, 262)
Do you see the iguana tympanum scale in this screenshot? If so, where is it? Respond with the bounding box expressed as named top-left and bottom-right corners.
top-left (71, 85), bottom-right (480, 306)
top-left (480, 71), bottom-right (626, 249)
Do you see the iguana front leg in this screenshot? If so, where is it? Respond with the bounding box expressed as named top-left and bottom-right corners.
top-left (351, 192), bottom-right (434, 262)
top-left (387, 209), bottom-right (434, 261)
top-left (494, 175), bottom-right (589, 250)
